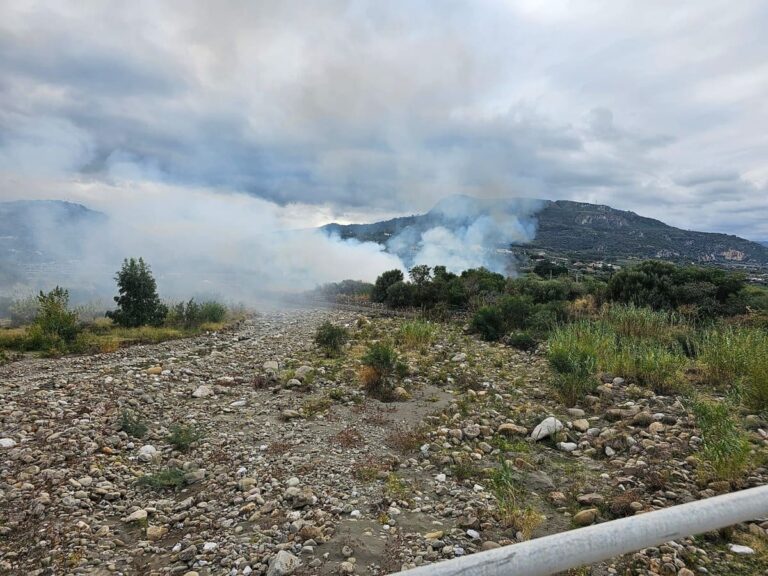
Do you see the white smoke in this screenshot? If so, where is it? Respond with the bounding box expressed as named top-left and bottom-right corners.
top-left (386, 195), bottom-right (543, 275)
top-left (0, 181), bottom-right (405, 303)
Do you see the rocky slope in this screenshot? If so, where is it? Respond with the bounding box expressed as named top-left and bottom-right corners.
top-left (1, 308), bottom-right (766, 575)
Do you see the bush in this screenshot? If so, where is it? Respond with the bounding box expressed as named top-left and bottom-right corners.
top-left (693, 399), bottom-right (751, 481)
top-left (360, 342), bottom-right (403, 399)
top-left (396, 320), bottom-right (436, 350)
top-left (35, 286), bottom-right (79, 344)
top-left (506, 332), bottom-right (537, 352)
top-left (314, 321), bottom-right (349, 356)
top-left (385, 281), bottom-right (415, 308)
top-left (470, 306), bottom-right (506, 341)
top-left (107, 257), bottom-right (167, 327)
top-left (498, 295), bottom-right (534, 330)
top-left (167, 424), bottom-right (203, 452)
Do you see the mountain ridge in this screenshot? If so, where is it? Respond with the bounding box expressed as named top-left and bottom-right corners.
top-left (322, 196), bottom-right (768, 269)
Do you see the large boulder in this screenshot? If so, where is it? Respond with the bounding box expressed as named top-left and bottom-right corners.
top-left (531, 417), bottom-right (563, 441)
top-left (267, 550), bottom-right (301, 576)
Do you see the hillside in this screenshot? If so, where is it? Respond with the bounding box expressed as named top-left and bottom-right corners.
top-left (0, 200), bottom-right (106, 289)
top-left (323, 197), bottom-right (768, 269)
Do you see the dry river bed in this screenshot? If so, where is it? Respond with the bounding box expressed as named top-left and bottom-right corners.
top-left (1, 308), bottom-right (767, 576)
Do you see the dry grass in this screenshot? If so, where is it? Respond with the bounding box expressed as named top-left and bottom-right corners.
top-left (386, 425), bottom-right (427, 453)
top-left (331, 426), bottom-right (364, 448)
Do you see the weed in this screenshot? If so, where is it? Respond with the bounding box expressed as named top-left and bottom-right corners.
top-left (386, 425), bottom-right (426, 453)
top-left (489, 459), bottom-right (543, 539)
top-left (360, 342), bottom-right (405, 400)
top-left (301, 396), bottom-right (332, 418)
top-left (452, 460), bottom-right (482, 482)
top-left (506, 332), bottom-right (538, 352)
top-left (331, 426), bottom-right (364, 448)
top-left (166, 424), bottom-right (203, 452)
top-left (266, 441), bottom-right (291, 455)
top-left (119, 410), bottom-right (148, 438)
top-left (137, 468), bottom-right (186, 490)
top-left (384, 473), bottom-right (410, 501)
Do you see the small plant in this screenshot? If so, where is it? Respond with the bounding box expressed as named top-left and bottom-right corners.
top-left (119, 410), bottom-right (148, 438)
top-left (166, 424), bottom-right (203, 452)
top-left (490, 459), bottom-right (543, 539)
top-left (331, 426), bottom-right (364, 448)
top-left (386, 425), bottom-right (426, 453)
top-left (452, 460), bottom-right (482, 482)
top-left (353, 462), bottom-right (382, 482)
top-left (360, 342), bottom-right (403, 399)
top-left (301, 396), bottom-right (332, 418)
top-left (314, 321), bottom-right (349, 357)
top-left (506, 332), bottom-right (538, 352)
top-left (396, 320), bottom-right (437, 351)
top-left (552, 372), bottom-right (598, 407)
top-left (137, 467), bottom-right (186, 490)
top-left (384, 473), bottom-right (410, 501)
top-left (693, 399), bottom-right (751, 481)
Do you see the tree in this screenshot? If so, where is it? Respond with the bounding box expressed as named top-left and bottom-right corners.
top-left (371, 269), bottom-right (404, 303)
top-left (107, 258), bottom-right (167, 327)
top-left (409, 265), bottom-right (432, 285)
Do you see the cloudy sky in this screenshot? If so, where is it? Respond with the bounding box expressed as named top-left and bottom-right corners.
top-left (1, 0), bottom-right (767, 240)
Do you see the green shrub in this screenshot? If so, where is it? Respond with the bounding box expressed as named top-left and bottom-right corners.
top-left (119, 410), bottom-right (148, 438)
top-left (360, 342), bottom-right (403, 399)
top-left (35, 286), bottom-right (79, 343)
top-left (385, 281), bottom-right (415, 308)
top-left (506, 332), bottom-right (537, 352)
top-left (167, 424), bottom-right (203, 452)
top-left (396, 320), bottom-right (436, 350)
top-left (199, 301), bottom-right (227, 323)
top-left (471, 306), bottom-right (505, 341)
top-left (693, 399), bottom-right (751, 481)
top-left (498, 295), bottom-right (534, 330)
top-left (622, 343), bottom-right (686, 395)
top-left (138, 468), bottom-right (186, 490)
top-left (314, 321), bottom-right (349, 356)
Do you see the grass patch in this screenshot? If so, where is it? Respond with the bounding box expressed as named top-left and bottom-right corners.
top-left (384, 473), bottom-right (410, 501)
top-left (489, 459), bottom-right (543, 540)
top-left (395, 320), bottom-right (437, 351)
top-left (693, 399), bottom-right (751, 482)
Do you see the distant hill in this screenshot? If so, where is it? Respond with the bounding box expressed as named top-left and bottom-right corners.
top-left (323, 196), bottom-right (768, 269)
top-left (0, 200), bottom-right (106, 290)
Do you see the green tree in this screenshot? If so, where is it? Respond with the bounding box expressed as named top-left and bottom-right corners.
top-left (107, 258), bottom-right (167, 327)
top-left (372, 269), bottom-right (404, 303)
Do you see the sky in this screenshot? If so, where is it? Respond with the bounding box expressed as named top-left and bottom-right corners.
top-left (1, 0), bottom-right (768, 241)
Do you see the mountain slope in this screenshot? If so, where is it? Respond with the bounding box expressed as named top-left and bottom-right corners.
top-left (0, 200), bottom-right (107, 289)
top-left (323, 197), bottom-right (768, 268)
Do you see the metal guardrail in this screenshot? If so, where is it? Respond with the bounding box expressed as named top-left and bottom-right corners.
top-left (393, 485), bottom-right (768, 576)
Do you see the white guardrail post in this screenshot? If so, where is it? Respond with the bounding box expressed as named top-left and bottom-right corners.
top-left (392, 485), bottom-right (768, 576)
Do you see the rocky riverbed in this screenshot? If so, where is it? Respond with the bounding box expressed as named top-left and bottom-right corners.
top-left (1, 308), bottom-right (766, 575)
